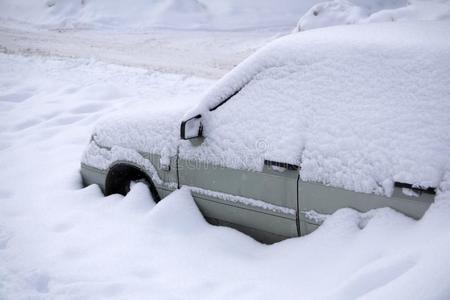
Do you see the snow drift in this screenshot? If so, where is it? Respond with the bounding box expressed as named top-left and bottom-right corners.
top-left (295, 0), bottom-right (450, 31)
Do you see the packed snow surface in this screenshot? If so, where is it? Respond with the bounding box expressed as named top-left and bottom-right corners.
top-left (1, 39), bottom-right (450, 299)
top-left (0, 25), bottom-right (275, 79)
top-left (295, 0), bottom-right (450, 31)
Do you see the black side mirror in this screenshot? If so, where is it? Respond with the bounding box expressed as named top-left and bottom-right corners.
top-left (180, 115), bottom-right (203, 140)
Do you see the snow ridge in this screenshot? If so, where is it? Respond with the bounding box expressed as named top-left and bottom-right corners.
top-left (295, 0), bottom-right (450, 32)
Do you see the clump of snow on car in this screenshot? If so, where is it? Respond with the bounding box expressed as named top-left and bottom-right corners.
top-left (295, 0), bottom-right (450, 32)
top-left (182, 22), bottom-right (450, 195)
top-left (186, 185), bottom-right (296, 216)
top-left (302, 210), bottom-right (329, 224)
top-left (401, 187), bottom-right (419, 197)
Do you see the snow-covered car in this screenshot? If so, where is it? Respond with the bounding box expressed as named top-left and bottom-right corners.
top-left (81, 22), bottom-right (450, 243)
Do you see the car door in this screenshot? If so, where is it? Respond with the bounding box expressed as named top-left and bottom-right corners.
top-left (178, 93), bottom-right (302, 242)
top-left (178, 156), bottom-right (299, 243)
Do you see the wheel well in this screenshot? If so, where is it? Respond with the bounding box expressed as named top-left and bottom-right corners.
top-left (105, 163), bottom-right (160, 202)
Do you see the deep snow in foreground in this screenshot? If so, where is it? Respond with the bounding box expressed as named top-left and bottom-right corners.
top-left (1, 54), bottom-right (450, 299)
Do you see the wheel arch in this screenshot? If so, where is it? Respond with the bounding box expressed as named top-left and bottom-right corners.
top-left (105, 161), bottom-right (160, 202)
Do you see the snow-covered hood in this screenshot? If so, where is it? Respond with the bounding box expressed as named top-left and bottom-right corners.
top-left (92, 107), bottom-right (183, 159)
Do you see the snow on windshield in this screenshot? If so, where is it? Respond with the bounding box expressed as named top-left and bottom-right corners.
top-left (182, 22), bottom-right (450, 195)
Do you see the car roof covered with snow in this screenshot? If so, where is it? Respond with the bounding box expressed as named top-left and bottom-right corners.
top-left (181, 21), bottom-right (450, 195)
top-left (92, 21), bottom-right (450, 196)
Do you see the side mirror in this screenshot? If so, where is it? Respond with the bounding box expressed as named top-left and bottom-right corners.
top-left (180, 115), bottom-right (203, 140)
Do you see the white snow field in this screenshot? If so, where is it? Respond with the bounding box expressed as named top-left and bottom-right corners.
top-left (1, 1), bottom-right (450, 299)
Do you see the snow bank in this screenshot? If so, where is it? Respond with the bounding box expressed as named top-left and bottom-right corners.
top-left (0, 0), bottom-right (320, 30)
top-left (295, 0), bottom-right (450, 31)
top-left (182, 22), bottom-right (450, 195)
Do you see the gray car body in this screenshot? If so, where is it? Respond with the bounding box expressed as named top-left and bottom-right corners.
top-left (81, 149), bottom-right (434, 243)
